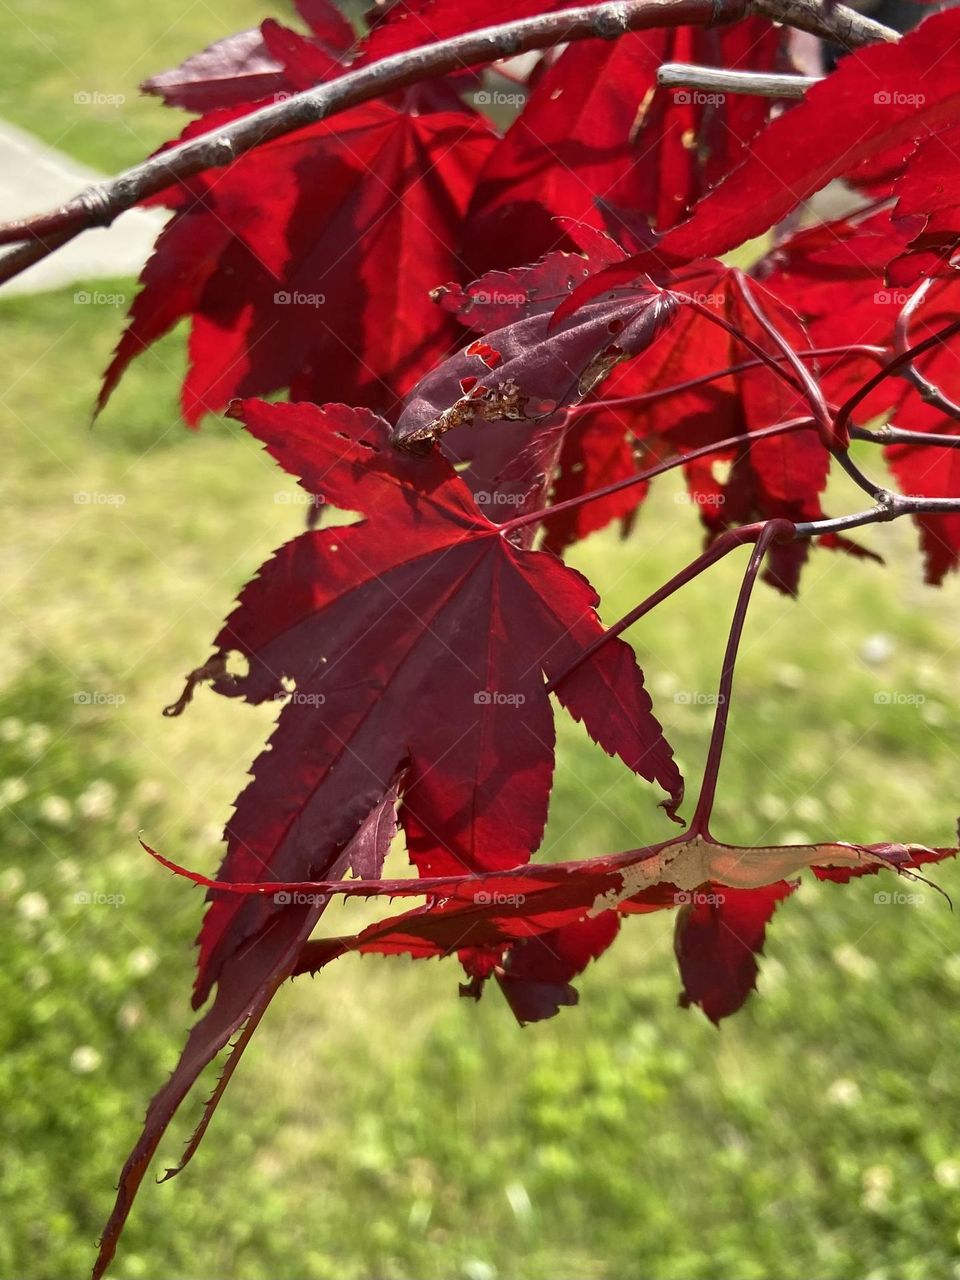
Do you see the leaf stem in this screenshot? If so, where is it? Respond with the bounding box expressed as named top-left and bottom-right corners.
top-left (544, 521), bottom-right (770, 694)
top-left (833, 319), bottom-right (960, 442)
top-left (500, 417), bottom-right (816, 535)
top-left (568, 344), bottom-right (886, 419)
top-left (688, 520), bottom-right (793, 837)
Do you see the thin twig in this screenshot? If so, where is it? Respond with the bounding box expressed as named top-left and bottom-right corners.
top-left (851, 423), bottom-right (960, 450)
top-left (657, 62), bottom-right (820, 98)
top-left (794, 492), bottom-right (960, 539)
top-left (893, 278), bottom-right (960, 421)
top-left (834, 319), bottom-right (960, 442)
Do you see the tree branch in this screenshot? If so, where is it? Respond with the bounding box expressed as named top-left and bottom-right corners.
top-left (657, 62), bottom-right (820, 98)
top-left (748, 0), bottom-right (898, 46)
top-left (794, 491), bottom-right (960, 539)
top-left (851, 423), bottom-right (960, 450)
top-left (0, 0), bottom-right (898, 289)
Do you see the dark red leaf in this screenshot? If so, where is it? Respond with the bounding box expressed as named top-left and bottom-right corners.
top-left (465, 19), bottom-right (782, 271)
top-left (674, 880), bottom-right (798, 1024)
top-left (179, 400), bottom-right (680, 1007)
top-left (99, 102), bottom-right (497, 423)
top-left (567, 9), bottom-right (960, 296)
top-left (392, 287), bottom-right (679, 451)
top-left (93, 786), bottom-right (398, 1280)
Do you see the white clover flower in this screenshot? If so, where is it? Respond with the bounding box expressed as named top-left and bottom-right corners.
top-left (77, 779), bottom-right (117, 820)
top-left (39, 795), bottom-right (72, 826)
top-left (0, 717), bottom-right (23, 743)
top-left (17, 891), bottom-right (49, 921)
top-left (70, 1045), bottom-right (102, 1074)
top-left (23, 724), bottom-right (51, 758)
top-left (129, 947), bottom-right (158, 976)
top-left (0, 777), bottom-right (28, 806)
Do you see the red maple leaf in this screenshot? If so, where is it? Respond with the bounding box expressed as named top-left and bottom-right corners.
top-left (98, 99), bottom-right (497, 423)
top-left (465, 18), bottom-right (782, 271)
top-left (172, 399), bottom-right (682, 1008)
top-left (564, 7), bottom-right (960, 295)
top-left (674, 880), bottom-right (798, 1024)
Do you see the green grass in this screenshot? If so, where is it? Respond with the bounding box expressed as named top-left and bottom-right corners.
top-left (1, 1), bottom-right (301, 171)
top-left (4, 280), bottom-right (960, 1280)
top-left (5, 6), bottom-right (960, 1278)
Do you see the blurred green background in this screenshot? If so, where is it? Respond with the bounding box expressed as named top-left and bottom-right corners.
top-left (3, 3), bottom-right (960, 1278)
